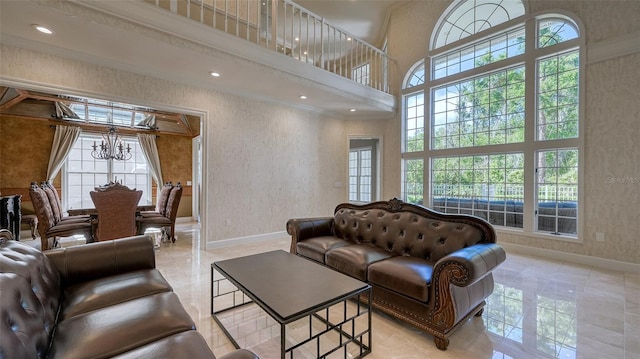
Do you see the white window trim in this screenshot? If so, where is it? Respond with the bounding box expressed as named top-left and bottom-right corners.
top-left (62, 132), bottom-right (152, 211)
top-left (401, 8), bottom-right (586, 241)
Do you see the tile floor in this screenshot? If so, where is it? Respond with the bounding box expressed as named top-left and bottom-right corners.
top-left (22, 223), bottom-right (640, 359)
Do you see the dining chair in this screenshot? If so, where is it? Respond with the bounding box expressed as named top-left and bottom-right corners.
top-left (29, 182), bottom-right (92, 250)
top-left (90, 183), bottom-right (142, 242)
top-left (137, 183), bottom-right (182, 242)
top-left (139, 182), bottom-right (173, 218)
top-left (41, 181), bottom-right (90, 224)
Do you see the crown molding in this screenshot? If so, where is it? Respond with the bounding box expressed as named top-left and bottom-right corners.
top-left (588, 30), bottom-right (640, 64)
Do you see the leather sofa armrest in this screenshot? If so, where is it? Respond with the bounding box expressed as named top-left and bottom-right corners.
top-left (429, 243), bottom-right (506, 328)
top-left (432, 243), bottom-right (506, 287)
top-left (286, 217), bottom-right (334, 254)
top-left (45, 235), bottom-right (156, 288)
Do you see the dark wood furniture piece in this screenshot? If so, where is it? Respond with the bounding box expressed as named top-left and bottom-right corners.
top-left (287, 198), bottom-right (506, 350)
top-left (21, 214), bottom-right (38, 239)
top-left (29, 182), bottom-right (93, 250)
top-left (90, 182), bottom-right (142, 241)
top-left (67, 204), bottom-right (155, 216)
top-left (140, 182), bottom-right (174, 217)
top-left (0, 195), bottom-right (21, 242)
top-left (138, 183), bottom-right (182, 242)
top-left (212, 250), bottom-right (372, 359)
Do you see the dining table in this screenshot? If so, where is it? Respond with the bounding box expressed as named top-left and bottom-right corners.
top-left (67, 204), bottom-right (156, 216)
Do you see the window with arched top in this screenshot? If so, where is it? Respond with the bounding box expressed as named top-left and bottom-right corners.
top-left (401, 0), bottom-right (583, 239)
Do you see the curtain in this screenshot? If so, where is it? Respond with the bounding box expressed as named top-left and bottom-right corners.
top-left (137, 133), bottom-right (164, 187)
top-left (54, 101), bottom-right (80, 119)
top-left (46, 125), bottom-right (81, 182)
top-left (136, 114), bottom-right (156, 129)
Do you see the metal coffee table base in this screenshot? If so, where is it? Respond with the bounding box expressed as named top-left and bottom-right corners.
top-left (211, 269), bottom-right (372, 359)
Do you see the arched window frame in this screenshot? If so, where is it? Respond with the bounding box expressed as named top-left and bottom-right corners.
top-left (401, 1), bottom-right (585, 241)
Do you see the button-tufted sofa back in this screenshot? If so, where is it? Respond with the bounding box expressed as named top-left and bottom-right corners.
top-left (0, 239), bottom-right (61, 358)
top-left (333, 199), bottom-right (495, 263)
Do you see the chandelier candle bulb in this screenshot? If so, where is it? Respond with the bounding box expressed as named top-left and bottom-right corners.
top-left (91, 126), bottom-right (132, 161)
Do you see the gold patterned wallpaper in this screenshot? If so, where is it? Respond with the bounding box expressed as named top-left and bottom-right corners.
top-left (0, 114), bottom-right (193, 217)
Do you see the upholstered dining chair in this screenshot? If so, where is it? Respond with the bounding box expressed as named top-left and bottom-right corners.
top-left (29, 182), bottom-right (92, 250)
top-left (41, 181), bottom-right (90, 224)
top-left (139, 182), bottom-right (173, 218)
top-left (137, 183), bottom-right (182, 242)
top-left (90, 183), bottom-right (142, 241)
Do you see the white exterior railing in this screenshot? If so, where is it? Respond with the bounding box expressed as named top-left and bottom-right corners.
top-left (432, 184), bottom-right (578, 202)
top-left (143, 0), bottom-right (390, 93)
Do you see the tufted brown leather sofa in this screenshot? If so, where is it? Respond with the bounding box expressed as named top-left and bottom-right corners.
top-left (287, 198), bottom-right (506, 350)
top-left (0, 229), bottom-right (258, 359)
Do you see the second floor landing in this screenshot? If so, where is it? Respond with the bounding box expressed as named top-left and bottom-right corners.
top-left (0, 0), bottom-right (397, 119)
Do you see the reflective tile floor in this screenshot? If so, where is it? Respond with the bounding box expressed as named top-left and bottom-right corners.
top-left (25, 223), bottom-right (640, 359)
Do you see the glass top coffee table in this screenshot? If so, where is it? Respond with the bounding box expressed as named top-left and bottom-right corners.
top-left (211, 250), bottom-right (372, 358)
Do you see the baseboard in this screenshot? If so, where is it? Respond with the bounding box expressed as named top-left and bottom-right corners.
top-left (202, 230), bottom-right (639, 273)
top-left (206, 231), bottom-right (288, 250)
top-left (501, 242), bottom-right (640, 274)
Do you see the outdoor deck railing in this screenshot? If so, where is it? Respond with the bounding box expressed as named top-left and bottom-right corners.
top-left (143, 0), bottom-right (390, 93)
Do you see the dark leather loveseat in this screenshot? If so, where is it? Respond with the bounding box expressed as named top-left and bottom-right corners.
top-left (287, 198), bottom-right (506, 350)
top-left (0, 229), bottom-right (257, 359)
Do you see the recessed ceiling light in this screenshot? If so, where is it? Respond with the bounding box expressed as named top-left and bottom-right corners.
top-left (349, 108), bottom-right (356, 112)
top-left (299, 95), bottom-right (307, 99)
top-left (32, 24), bottom-right (53, 35)
top-left (210, 72), bottom-right (220, 77)
top-left (294, 37), bottom-right (300, 41)
top-left (347, 37), bottom-right (352, 41)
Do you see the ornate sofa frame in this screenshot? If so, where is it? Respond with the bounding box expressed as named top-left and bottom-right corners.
top-left (287, 198), bottom-right (506, 350)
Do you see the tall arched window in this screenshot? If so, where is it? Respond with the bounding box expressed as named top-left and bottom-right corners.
top-left (401, 0), bottom-right (583, 238)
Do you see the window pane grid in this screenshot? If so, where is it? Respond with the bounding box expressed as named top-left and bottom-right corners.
top-left (404, 92), bottom-right (424, 152)
top-left (538, 18), bottom-right (579, 48)
top-left (349, 148), bottom-right (373, 202)
top-left (432, 66), bottom-right (525, 150)
top-left (433, 26), bottom-right (525, 80)
top-left (411, 2), bottom-right (582, 238)
top-left (65, 133), bottom-right (151, 210)
top-left (403, 159), bottom-right (423, 205)
top-left (349, 151), bottom-right (359, 201)
top-left (431, 154), bottom-right (524, 228)
top-left (537, 51), bottom-right (579, 140)
top-left (536, 149), bottom-right (578, 235)
top-left (405, 62), bottom-right (425, 88)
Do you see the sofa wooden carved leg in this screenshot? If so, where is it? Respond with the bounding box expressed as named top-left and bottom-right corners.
top-left (434, 336), bottom-right (449, 350)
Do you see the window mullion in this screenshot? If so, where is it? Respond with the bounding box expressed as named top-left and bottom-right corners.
top-left (522, 17), bottom-right (538, 233)
top-left (357, 150), bottom-right (363, 202)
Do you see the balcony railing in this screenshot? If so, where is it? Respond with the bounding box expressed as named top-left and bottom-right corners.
top-left (143, 0), bottom-right (390, 93)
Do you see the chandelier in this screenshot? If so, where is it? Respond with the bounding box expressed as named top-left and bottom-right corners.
top-left (91, 126), bottom-right (132, 161)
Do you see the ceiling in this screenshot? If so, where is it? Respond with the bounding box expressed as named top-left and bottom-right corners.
top-left (0, 86), bottom-right (201, 136)
top-left (295, 0), bottom-right (405, 47)
top-left (0, 0), bottom-right (408, 120)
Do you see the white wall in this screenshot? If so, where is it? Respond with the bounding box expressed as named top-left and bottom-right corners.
top-left (0, 44), bottom-right (347, 247)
